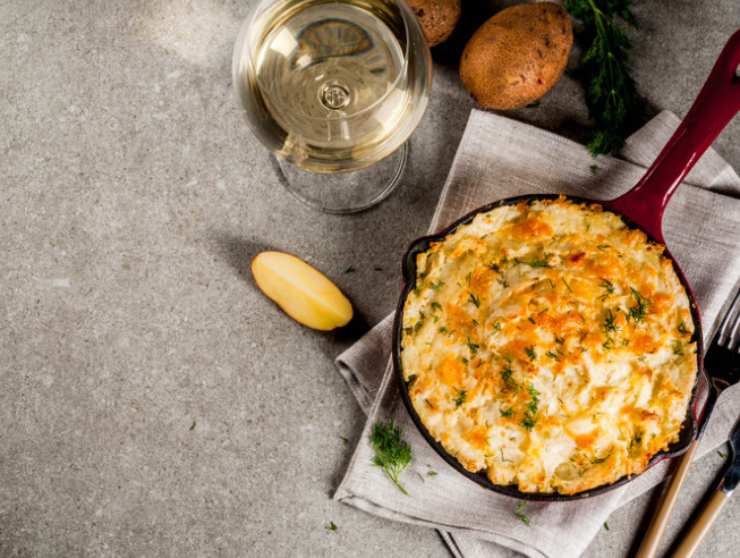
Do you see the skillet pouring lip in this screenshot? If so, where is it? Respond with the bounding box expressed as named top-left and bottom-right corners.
top-left (393, 193), bottom-right (705, 502)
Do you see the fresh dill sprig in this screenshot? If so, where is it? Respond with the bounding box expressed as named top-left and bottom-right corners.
top-left (370, 420), bottom-right (412, 495)
top-left (564, 0), bottom-right (644, 155)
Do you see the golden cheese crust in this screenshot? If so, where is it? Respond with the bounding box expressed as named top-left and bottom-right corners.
top-left (401, 198), bottom-right (697, 494)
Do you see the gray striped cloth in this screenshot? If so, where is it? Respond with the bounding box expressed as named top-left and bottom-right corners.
top-left (334, 110), bottom-right (740, 558)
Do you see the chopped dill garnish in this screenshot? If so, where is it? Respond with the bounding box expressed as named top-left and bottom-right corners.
top-left (430, 280), bottom-right (445, 291)
top-left (514, 502), bottom-right (530, 526)
top-left (603, 309), bottom-right (617, 332)
top-left (467, 337), bottom-right (479, 354)
top-left (628, 287), bottom-right (649, 322)
top-left (431, 301), bottom-right (442, 312)
top-left (492, 322), bottom-right (502, 333)
top-left (561, 277), bottom-right (573, 292)
top-left (438, 326), bottom-right (448, 334)
top-left (454, 389), bottom-right (467, 408)
top-left (325, 521), bottom-right (338, 531)
top-left (525, 346), bottom-right (537, 361)
top-left (500, 407), bottom-right (514, 417)
top-left (468, 293), bottom-right (481, 308)
top-left (501, 365), bottom-right (517, 390)
top-left (545, 350), bottom-right (559, 360)
top-left (516, 257), bottom-right (551, 268)
top-left (672, 340), bottom-right (684, 356)
top-left (521, 385), bottom-right (540, 430)
top-left (600, 278), bottom-right (615, 296)
top-left (678, 321), bottom-right (690, 335)
top-left (528, 316), bottom-right (536, 325)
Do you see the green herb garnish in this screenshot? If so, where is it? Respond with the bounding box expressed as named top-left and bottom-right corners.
top-left (603, 309), bottom-right (617, 332)
top-left (500, 407), bottom-right (514, 418)
top-left (468, 293), bottom-right (481, 308)
top-left (492, 322), bottom-right (502, 333)
top-left (501, 365), bottom-right (518, 391)
top-left (525, 346), bottom-right (537, 361)
top-left (522, 385), bottom-right (540, 430)
top-left (516, 257), bottom-right (551, 268)
top-left (454, 390), bottom-right (467, 408)
top-left (438, 326), bottom-right (448, 334)
top-left (628, 287), bottom-right (649, 322)
top-left (564, 0), bottom-right (644, 155)
top-left (604, 521), bottom-right (610, 531)
top-left (431, 301), bottom-right (442, 312)
top-left (407, 374), bottom-right (418, 388)
top-left (561, 277), bottom-right (573, 293)
top-left (678, 321), bottom-right (690, 335)
top-left (326, 521), bottom-right (338, 531)
top-left (370, 420), bottom-right (412, 495)
top-left (427, 469), bottom-right (438, 477)
top-left (672, 339), bottom-right (684, 356)
top-left (467, 337), bottom-right (480, 355)
top-left (430, 280), bottom-right (445, 291)
top-left (514, 502), bottom-right (530, 526)
top-left (600, 278), bottom-right (615, 296)
top-left (528, 316), bottom-right (536, 325)
top-left (545, 350), bottom-right (560, 361)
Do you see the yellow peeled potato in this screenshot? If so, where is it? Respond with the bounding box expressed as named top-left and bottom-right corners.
top-left (460, 2), bottom-right (573, 110)
top-left (251, 251), bottom-right (353, 331)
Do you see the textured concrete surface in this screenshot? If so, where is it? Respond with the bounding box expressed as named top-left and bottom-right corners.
top-left (1, 1), bottom-right (738, 557)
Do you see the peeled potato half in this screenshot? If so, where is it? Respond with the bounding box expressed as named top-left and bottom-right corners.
top-left (251, 251), bottom-right (353, 331)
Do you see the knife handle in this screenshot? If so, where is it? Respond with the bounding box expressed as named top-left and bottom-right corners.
top-left (635, 439), bottom-right (699, 558)
top-left (672, 489), bottom-right (730, 558)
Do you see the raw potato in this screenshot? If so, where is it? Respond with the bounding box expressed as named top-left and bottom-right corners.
top-left (408, 0), bottom-right (461, 47)
top-left (460, 2), bottom-right (573, 109)
top-left (251, 251), bottom-right (353, 331)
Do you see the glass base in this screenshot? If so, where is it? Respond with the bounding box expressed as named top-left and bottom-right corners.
top-left (272, 143), bottom-right (408, 214)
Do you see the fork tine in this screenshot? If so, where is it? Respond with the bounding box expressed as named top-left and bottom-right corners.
top-left (716, 287), bottom-right (740, 350)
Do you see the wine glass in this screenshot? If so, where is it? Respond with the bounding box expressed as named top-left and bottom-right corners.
top-left (232, 0), bottom-right (432, 214)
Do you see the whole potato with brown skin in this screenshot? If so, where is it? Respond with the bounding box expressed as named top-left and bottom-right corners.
top-left (460, 2), bottom-right (573, 110)
top-left (408, 0), bottom-right (461, 47)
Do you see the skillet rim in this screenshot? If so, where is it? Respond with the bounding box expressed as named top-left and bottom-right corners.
top-left (393, 193), bottom-right (705, 502)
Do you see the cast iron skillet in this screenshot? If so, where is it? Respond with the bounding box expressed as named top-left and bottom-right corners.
top-left (393, 30), bottom-right (740, 501)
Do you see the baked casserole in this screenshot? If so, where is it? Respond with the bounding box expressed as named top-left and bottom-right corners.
top-left (400, 197), bottom-right (697, 494)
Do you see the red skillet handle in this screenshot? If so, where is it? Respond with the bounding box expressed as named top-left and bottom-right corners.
top-left (608, 29), bottom-right (740, 243)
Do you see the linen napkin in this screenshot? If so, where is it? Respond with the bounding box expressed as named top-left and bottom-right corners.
top-left (333, 110), bottom-right (740, 558)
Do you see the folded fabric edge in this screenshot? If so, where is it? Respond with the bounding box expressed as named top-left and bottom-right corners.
top-left (335, 493), bottom-right (554, 558)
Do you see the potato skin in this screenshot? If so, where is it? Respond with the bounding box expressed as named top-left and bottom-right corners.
top-left (408, 0), bottom-right (461, 47)
top-left (460, 2), bottom-right (573, 109)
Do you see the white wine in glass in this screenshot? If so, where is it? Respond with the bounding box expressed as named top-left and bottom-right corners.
top-left (233, 0), bottom-right (432, 213)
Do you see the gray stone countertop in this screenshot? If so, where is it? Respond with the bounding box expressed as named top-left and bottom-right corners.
top-left (1, 1), bottom-right (738, 557)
